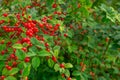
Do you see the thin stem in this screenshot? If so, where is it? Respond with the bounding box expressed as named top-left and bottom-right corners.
top-left (103, 38), bottom-right (111, 57)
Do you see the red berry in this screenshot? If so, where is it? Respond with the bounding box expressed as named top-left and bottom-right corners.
top-left (6, 66), bottom-right (12, 70)
top-left (0, 20), bottom-right (4, 24)
top-left (52, 3), bottom-right (57, 8)
top-left (64, 33), bottom-right (68, 37)
top-left (67, 77), bottom-right (72, 80)
top-left (39, 23), bottom-right (44, 28)
top-left (24, 57), bottom-right (30, 62)
top-left (1, 75), bottom-right (5, 80)
top-left (14, 56), bottom-right (18, 60)
top-left (60, 63), bottom-right (65, 68)
top-left (22, 47), bottom-right (27, 52)
top-left (3, 13), bottom-right (8, 17)
top-left (55, 23), bottom-right (60, 27)
top-left (52, 56), bottom-right (57, 62)
top-left (1, 50), bottom-right (5, 55)
top-left (10, 53), bottom-right (15, 58)
top-left (46, 48), bottom-right (50, 52)
top-left (45, 42), bottom-right (49, 47)
top-left (12, 61), bottom-right (17, 67)
top-left (26, 29), bottom-right (33, 37)
top-left (41, 37), bottom-right (45, 41)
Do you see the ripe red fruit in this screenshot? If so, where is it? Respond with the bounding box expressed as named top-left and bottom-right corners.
top-left (0, 20), bottom-right (4, 24)
top-left (12, 61), bottom-right (17, 67)
top-left (64, 33), bottom-right (68, 37)
top-left (3, 13), bottom-right (8, 17)
top-left (46, 48), bottom-right (50, 52)
top-left (45, 42), bottom-right (49, 47)
top-left (67, 77), bottom-right (72, 80)
top-left (52, 3), bottom-right (57, 8)
top-left (1, 75), bottom-right (5, 80)
top-left (60, 63), bottom-right (65, 68)
top-left (39, 23), bottom-right (44, 28)
top-left (22, 47), bottom-right (27, 52)
top-left (6, 66), bottom-right (12, 70)
top-left (1, 50), bottom-right (5, 55)
top-left (10, 53), bottom-right (15, 59)
top-left (52, 56), bottom-right (57, 62)
top-left (24, 57), bottom-right (30, 62)
top-left (26, 29), bottom-right (33, 37)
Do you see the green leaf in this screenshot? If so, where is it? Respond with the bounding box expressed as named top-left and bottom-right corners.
top-left (46, 0), bottom-right (54, 6)
top-left (27, 52), bottom-right (36, 57)
top-left (65, 63), bottom-right (73, 68)
top-left (2, 68), bottom-right (8, 76)
top-left (5, 76), bottom-right (17, 80)
top-left (22, 64), bottom-right (31, 77)
top-left (48, 59), bottom-right (54, 68)
top-left (12, 43), bottom-right (23, 49)
top-left (16, 50), bottom-right (25, 60)
top-left (54, 63), bottom-right (60, 72)
top-left (58, 0), bottom-right (65, 4)
top-left (53, 46), bottom-right (60, 57)
top-left (32, 57), bottom-right (40, 70)
top-left (30, 37), bottom-right (45, 49)
top-left (8, 68), bottom-right (19, 75)
top-left (60, 24), bottom-right (65, 33)
top-left (30, 37), bottom-right (39, 44)
top-left (114, 34), bottom-right (120, 40)
top-left (0, 17), bottom-right (9, 22)
top-left (27, 46), bottom-right (37, 57)
top-left (68, 46), bottom-right (72, 53)
top-left (72, 71), bottom-right (81, 76)
top-left (71, 45), bottom-right (78, 52)
top-left (38, 50), bottom-right (51, 57)
top-left (80, 7), bottom-right (89, 17)
top-left (113, 67), bottom-right (119, 74)
top-left (64, 69), bottom-right (70, 77)
top-left (29, 46), bottom-right (38, 54)
top-left (67, 30), bottom-right (73, 38)
top-left (0, 61), bottom-right (5, 71)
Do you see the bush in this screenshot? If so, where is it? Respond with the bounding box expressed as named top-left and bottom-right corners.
top-left (0, 0), bottom-right (120, 80)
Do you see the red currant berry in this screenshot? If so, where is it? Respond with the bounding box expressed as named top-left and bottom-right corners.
top-left (24, 57), bottom-right (30, 62)
top-left (22, 47), bottom-right (27, 52)
top-left (67, 77), bottom-right (72, 80)
top-left (46, 48), bottom-right (50, 52)
top-left (45, 42), bottom-right (49, 47)
top-left (64, 33), bottom-right (68, 37)
top-left (52, 56), bottom-right (57, 62)
top-left (52, 3), bottom-right (57, 8)
top-left (3, 13), bottom-right (8, 17)
top-left (39, 23), bottom-right (44, 28)
top-left (1, 50), bottom-right (5, 55)
top-left (1, 75), bottom-right (5, 80)
top-left (60, 63), bottom-right (65, 68)
top-left (6, 66), bottom-right (12, 70)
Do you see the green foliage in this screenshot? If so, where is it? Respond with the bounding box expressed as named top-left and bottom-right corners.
top-left (0, 0), bottom-right (120, 80)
